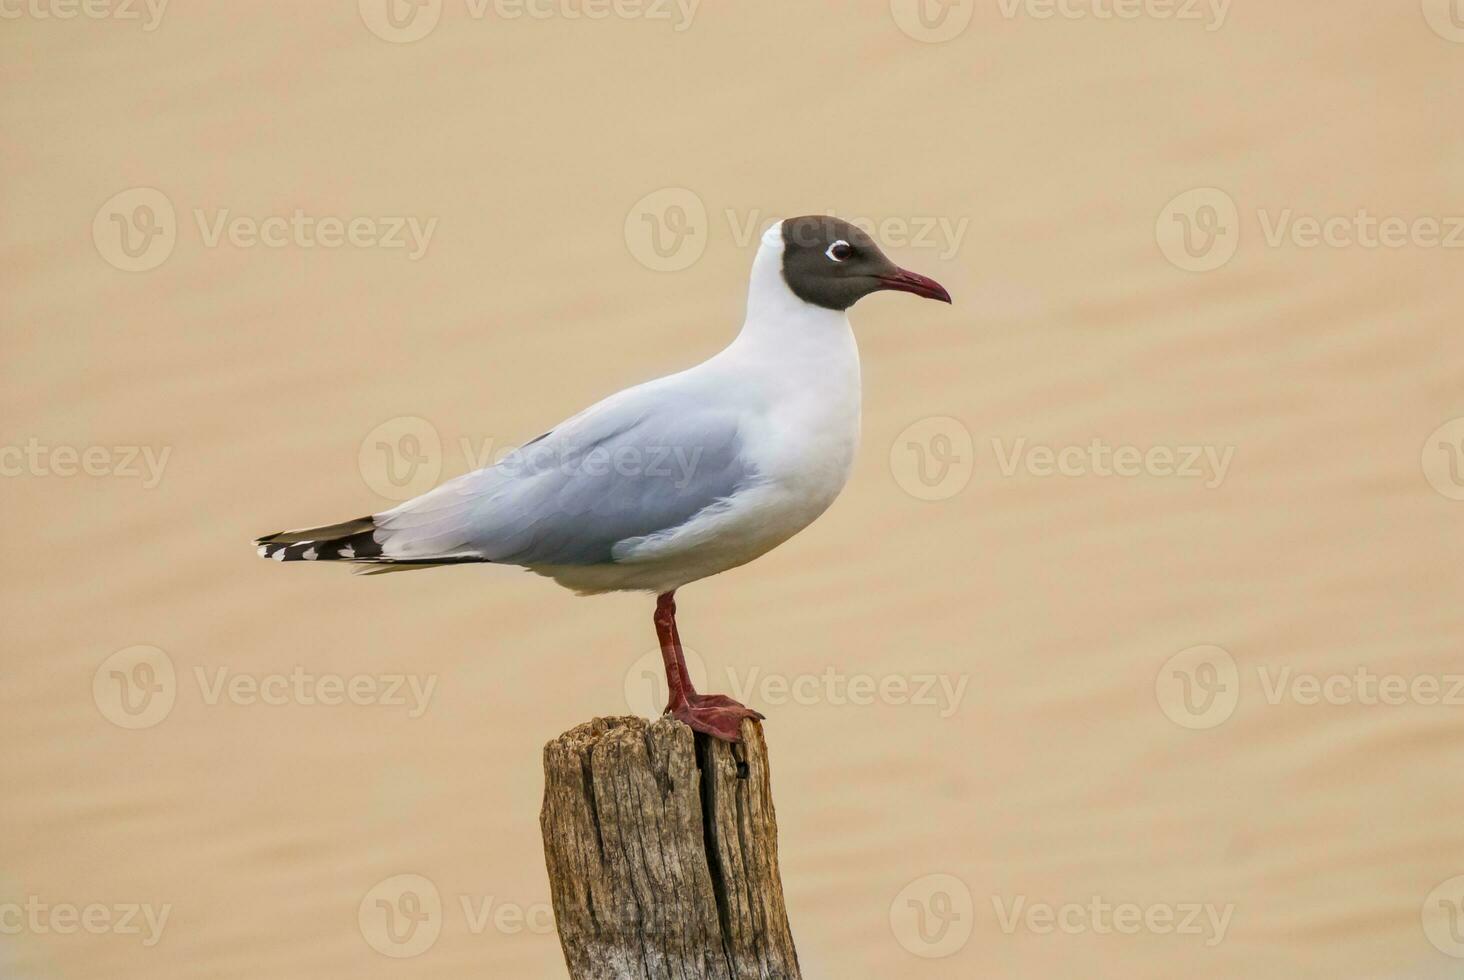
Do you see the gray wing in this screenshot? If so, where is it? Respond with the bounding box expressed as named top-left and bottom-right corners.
top-left (373, 385), bottom-right (752, 566)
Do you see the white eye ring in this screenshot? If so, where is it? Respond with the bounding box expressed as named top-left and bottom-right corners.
top-left (825, 239), bottom-right (851, 262)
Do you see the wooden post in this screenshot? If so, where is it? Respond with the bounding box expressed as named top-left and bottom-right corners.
top-left (540, 715), bottom-right (802, 980)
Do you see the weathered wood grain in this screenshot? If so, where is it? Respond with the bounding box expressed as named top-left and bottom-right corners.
top-left (540, 715), bottom-right (801, 980)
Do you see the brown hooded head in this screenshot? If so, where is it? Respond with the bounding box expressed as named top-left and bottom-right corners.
top-left (779, 215), bottom-right (952, 311)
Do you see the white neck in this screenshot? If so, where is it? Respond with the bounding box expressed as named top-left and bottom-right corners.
top-left (733, 221), bottom-right (853, 356)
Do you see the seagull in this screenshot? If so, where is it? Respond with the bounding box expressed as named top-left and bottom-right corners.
top-left (255, 216), bottom-right (951, 741)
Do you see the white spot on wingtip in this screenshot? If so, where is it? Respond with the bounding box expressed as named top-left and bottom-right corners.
top-left (272, 551), bottom-right (286, 561)
top-left (303, 547), bottom-right (318, 560)
top-left (340, 545), bottom-right (355, 559)
top-left (257, 545), bottom-right (268, 558)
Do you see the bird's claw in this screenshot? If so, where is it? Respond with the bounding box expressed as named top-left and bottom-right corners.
top-left (667, 696), bottom-right (764, 742)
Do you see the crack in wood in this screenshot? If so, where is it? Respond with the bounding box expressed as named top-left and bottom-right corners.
top-left (541, 716), bottom-right (801, 980)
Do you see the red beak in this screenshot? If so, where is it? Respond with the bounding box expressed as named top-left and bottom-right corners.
top-left (875, 267), bottom-right (952, 304)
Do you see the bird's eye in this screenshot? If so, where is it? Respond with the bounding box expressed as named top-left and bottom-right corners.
top-left (826, 240), bottom-right (853, 263)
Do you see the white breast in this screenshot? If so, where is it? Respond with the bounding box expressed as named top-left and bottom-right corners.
top-left (694, 222), bottom-right (863, 547)
top-left (543, 222), bottom-right (864, 595)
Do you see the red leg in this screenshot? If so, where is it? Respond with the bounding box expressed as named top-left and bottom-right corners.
top-left (654, 592), bottom-right (764, 742)
top-left (662, 596), bottom-right (741, 710)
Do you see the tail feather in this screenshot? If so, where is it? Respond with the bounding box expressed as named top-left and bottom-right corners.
top-left (254, 516), bottom-right (376, 547)
top-left (255, 516), bottom-right (384, 562)
top-left (254, 515), bottom-right (487, 573)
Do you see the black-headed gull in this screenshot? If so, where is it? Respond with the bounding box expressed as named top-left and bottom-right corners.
top-left (256, 216), bottom-right (951, 740)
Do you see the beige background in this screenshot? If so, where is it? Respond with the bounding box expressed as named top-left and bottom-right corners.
top-left (5, 2), bottom-right (1464, 977)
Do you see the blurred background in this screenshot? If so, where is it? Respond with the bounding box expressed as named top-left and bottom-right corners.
top-left (4, 2), bottom-right (1464, 977)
